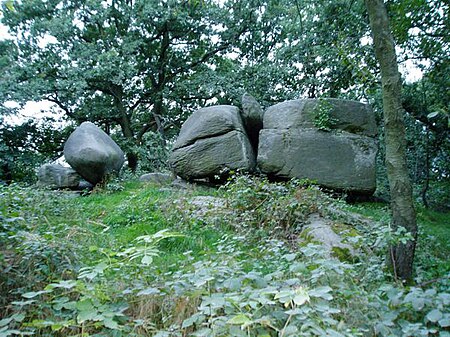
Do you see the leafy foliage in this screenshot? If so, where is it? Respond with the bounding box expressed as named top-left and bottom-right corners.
top-left (1, 178), bottom-right (449, 336)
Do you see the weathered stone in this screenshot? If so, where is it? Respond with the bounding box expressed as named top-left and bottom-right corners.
top-left (264, 98), bottom-right (377, 137)
top-left (170, 105), bottom-right (255, 180)
top-left (257, 128), bottom-right (377, 193)
top-left (64, 122), bottom-right (125, 185)
top-left (170, 178), bottom-right (191, 190)
top-left (300, 213), bottom-right (356, 257)
top-left (139, 172), bottom-right (174, 184)
top-left (170, 130), bottom-right (255, 180)
top-left (37, 164), bottom-right (80, 189)
top-left (78, 179), bottom-right (94, 190)
top-left (173, 105), bottom-right (246, 150)
top-left (241, 93), bottom-right (264, 151)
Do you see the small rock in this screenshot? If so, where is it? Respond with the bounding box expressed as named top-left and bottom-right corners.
top-left (300, 213), bottom-right (355, 257)
top-left (37, 164), bottom-right (80, 189)
top-left (139, 172), bottom-right (174, 184)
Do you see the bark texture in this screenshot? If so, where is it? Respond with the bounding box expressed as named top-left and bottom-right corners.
top-left (366, 0), bottom-right (417, 282)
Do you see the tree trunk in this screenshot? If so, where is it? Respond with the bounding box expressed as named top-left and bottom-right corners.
top-left (117, 106), bottom-right (138, 172)
top-left (153, 93), bottom-right (167, 146)
top-left (365, 0), bottom-right (417, 282)
top-left (421, 129), bottom-right (430, 208)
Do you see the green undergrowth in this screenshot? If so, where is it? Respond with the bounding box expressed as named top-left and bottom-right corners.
top-left (1, 176), bottom-right (449, 336)
top-left (344, 202), bottom-right (450, 280)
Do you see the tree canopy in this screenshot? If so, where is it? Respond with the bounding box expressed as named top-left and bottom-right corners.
top-left (0, 0), bottom-right (448, 194)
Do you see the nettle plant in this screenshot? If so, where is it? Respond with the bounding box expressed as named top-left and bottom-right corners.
top-left (0, 229), bottom-right (183, 336)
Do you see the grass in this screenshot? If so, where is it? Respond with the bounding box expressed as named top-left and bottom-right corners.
top-left (1, 178), bottom-right (450, 336)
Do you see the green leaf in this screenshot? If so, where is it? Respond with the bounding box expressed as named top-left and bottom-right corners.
top-left (76, 299), bottom-right (95, 312)
top-left (427, 111), bottom-right (439, 118)
top-left (293, 287), bottom-right (310, 306)
top-left (141, 255), bottom-right (153, 265)
top-left (46, 280), bottom-right (78, 290)
top-left (182, 316), bottom-right (196, 329)
top-left (11, 314), bottom-right (24, 323)
top-left (426, 309), bottom-right (443, 323)
top-left (0, 318), bottom-right (12, 328)
top-left (309, 286), bottom-right (333, 300)
top-left (293, 293), bottom-right (309, 306)
top-left (22, 290), bottom-right (52, 299)
top-left (76, 299), bottom-right (100, 323)
top-left (283, 253), bottom-right (297, 261)
top-left (410, 297), bottom-right (425, 310)
top-left (103, 317), bottom-right (119, 329)
top-left (137, 287), bottom-right (160, 296)
top-left (77, 310), bottom-right (100, 324)
top-left (439, 317), bottom-right (450, 328)
top-left (5, 0), bottom-right (15, 11)
top-left (227, 314), bottom-right (252, 325)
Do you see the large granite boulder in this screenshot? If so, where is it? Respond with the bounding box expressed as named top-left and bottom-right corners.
top-left (169, 105), bottom-right (255, 180)
top-left (64, 122), bottom-right (125, 185)
top-left (258, 99), bottom-right (377, 194)
top-left (37, 164), bottom-right (81, 189)
top-left (241, 93), bottom-right (264, 151)
top-left (264, 98), bottom-right (377, 136)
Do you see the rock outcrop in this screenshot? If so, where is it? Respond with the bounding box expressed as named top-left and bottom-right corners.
top-left (37, 164), bottom-right (81, 189)
top-left (257, 99), bottom-right (377, 194)
top-left (169, 105), bottom-right (255, 181)
top-left (241, 93), bottom-right (264, 151)
top-left (64, 122), bottom-right (125, 185)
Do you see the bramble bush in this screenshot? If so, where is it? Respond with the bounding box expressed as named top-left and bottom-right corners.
top-left (0, 177), bottom-right (449, 336)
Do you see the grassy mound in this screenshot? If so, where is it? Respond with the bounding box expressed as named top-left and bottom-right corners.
top-left (1, 176), bottom-right (449, 336)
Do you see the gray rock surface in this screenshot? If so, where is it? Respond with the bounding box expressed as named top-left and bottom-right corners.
top-left (258, 128), bottom-right (377, 193)
top-left (170, 130), bottom-right (255, 180)
top-left (301, 213), bottom-right (355, 257)
top-left (173, 105), bottom-right (246, 150)
top-left (257, 98), bottom-right (377, 194)
top-left (64, 122), bottom-right (125, 185)
top-left (37, 164), bottom-right (81, 189)
top-left (78, 179), bottom-right (94, 190)
top-left (170, 106), bottom-right (255, 180)
top-left (139, 172), bottom-right (174, 184)
top-left (264, 98), bottom-right (377, 137)
top-left (241, 93), bottom-right (264, 150)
